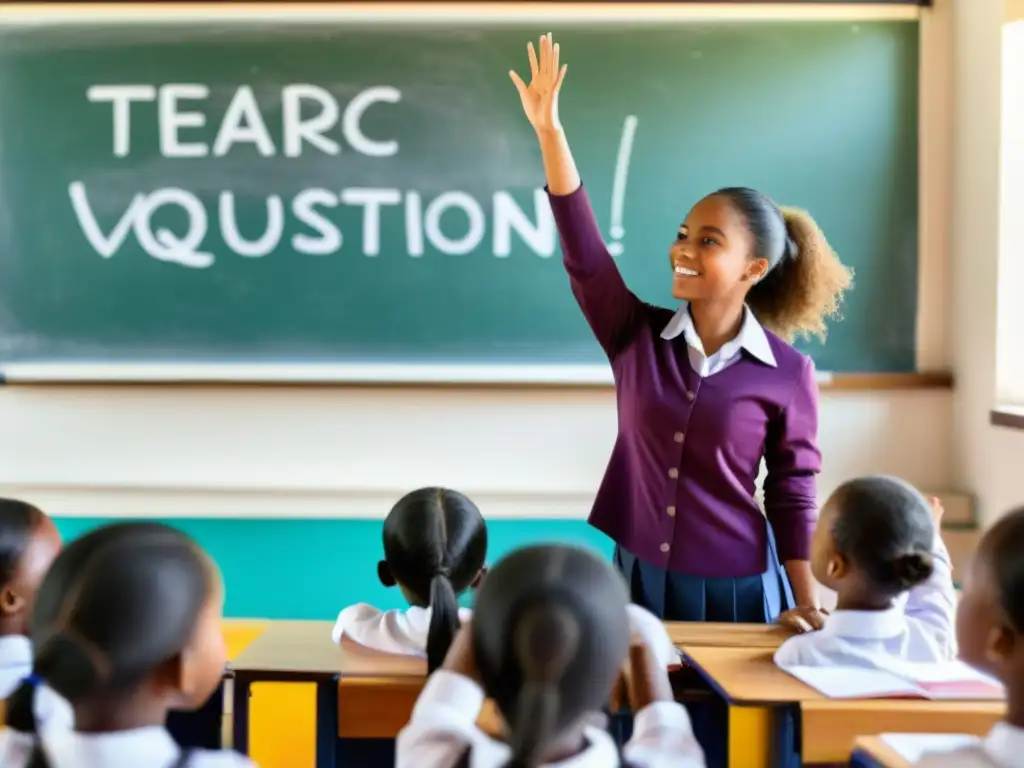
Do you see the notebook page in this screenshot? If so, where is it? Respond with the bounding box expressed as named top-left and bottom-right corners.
top-left (782, 666), bottom-right (922, 698)
top-left (902, 660), bottom-right (1005, 700)
top-left (879, 733), bottom-right (979, 761)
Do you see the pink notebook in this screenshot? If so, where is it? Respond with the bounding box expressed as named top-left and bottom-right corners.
top-left (783, 661), bottom-right (1004, 700)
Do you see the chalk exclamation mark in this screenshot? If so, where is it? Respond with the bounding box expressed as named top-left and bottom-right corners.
top-left (607, 115), bottom-right (638, 257)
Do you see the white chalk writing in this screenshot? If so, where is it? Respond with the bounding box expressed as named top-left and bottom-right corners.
top-left (73, 83), bottom-right (558, 267)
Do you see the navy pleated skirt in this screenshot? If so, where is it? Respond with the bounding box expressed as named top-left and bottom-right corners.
top-left (613, 522), bottom-right (794, 623)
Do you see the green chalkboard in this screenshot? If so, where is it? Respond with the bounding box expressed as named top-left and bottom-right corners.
top-left (0, 20), bottom-right (918, 375)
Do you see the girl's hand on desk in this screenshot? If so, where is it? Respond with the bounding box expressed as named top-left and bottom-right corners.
top-left (777, 606), bottom-right (829, 634)
top-left (441, 621), bottom-right (480, 682)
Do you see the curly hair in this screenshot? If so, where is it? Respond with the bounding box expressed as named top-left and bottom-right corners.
top-left (712, 188), bottom-right (854, 342)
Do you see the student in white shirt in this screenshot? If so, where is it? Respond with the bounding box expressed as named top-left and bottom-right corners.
top-left (396, 544), bottom-right (704, 768)
top-left (0, 521), bottom-right (255, 768)
top-left (774, 476), bottom-right (956, 670)
top-left (0, 499), bottom-right (62, 699)
top-left (912, 505), bottom-right (1024, 767)
top-left (0, 499), bottom-right (71, 734)
top-left (333, 487), bottom-right (487, 671)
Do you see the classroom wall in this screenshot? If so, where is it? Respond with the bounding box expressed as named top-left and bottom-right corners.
top-left (0, 384), bottom-right (953, 616)
top-left (950, 0), bottom-right (1024, 524)
top-left (0, 4), bottom-right (963, 618)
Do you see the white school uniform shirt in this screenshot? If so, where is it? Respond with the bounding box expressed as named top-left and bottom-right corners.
top-left (773, 533), bottom-right (957, 670)
top-left (332, 604), bottom-right (475, 656)
top-left (333, 604), bottom-right (680, 669)
top-left (914, 723), bottom-right (1024, 767)
top-left (395, 670), bottom-right (705, 768)
top-left (0, 726), bottom-right (257, 768)
top-left (0, 636), bottom-right (73, 732)
top-left (661, 304), bottom-right (777, 375)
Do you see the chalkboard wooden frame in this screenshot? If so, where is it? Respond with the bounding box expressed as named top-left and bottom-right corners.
top-left (0, 2), bottom-right (943, 386)
top-left (0, 2), bottom-right (924, 23)
top-left (0, 364), bottom-right (953, 391)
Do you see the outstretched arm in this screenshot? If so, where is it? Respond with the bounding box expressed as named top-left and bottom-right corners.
top-left (510, 34), bottom-right (642, 359)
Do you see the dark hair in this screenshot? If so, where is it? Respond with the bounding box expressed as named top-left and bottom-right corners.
top-left (383, 487), bottom-right (487, 673)
top-left (711, 187), bottom-right (853, 342)
top-left (0, 498), bottom-right (46, 585)
top-left (828, 475), bottom-right (935, 597)
top-left (5, 521), bottom-right (213, 768)
top-left (471, 545), bottom-right (630, 768)
top-left (977, 505), bottom-right (1024, 633)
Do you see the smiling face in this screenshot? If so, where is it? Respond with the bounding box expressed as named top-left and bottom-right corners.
top-left (669, 194), bottom-right (770, 303)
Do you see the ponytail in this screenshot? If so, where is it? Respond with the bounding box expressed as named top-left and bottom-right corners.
top-left (746, 207), bottom-right (853, 342)
top-left (5, 678), bottom-right (48, 768)
top-left (502, 603), bottom-right (580, 768)
top-left (426, 572), bottom-right (461, 673)
top-left (4, 631), bottom-right (106, 768)
top-left (709, 187), bottom-right (853, 343)
top-left (505, 682), bottom-right (559, 768)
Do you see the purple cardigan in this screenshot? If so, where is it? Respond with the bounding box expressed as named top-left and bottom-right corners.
top-left (551, 186), bottom-right (820, 577)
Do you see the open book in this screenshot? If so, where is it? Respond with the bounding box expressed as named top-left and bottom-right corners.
top-left (782, 660), bottom-right (1004, 700)
top-left (877, 734), bottom-right (979, 761)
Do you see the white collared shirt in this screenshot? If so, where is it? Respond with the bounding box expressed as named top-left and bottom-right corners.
top-left (333, 604), bottom-right (680, 669)
top-left (660, 304), bottom-right (777, 376)
top-left (0, 725), bottom-right (256, 767)
top-left (395, 670), bottom-right (704, 768)
top-left (332, 604), bottom-right (475, 656)
top-left (774, 535), bottom-right (957, 670)
top-left (0, 636), bottom-right (73, 732)
top-left (914, 722), bottom-right (1024, 766)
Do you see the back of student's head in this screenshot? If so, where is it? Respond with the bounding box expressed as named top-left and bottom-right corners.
top-left (824, 475), bottom-right (935, 597)
top-left (4, 521), bottom-right (221, 768)
top-left (380, 487), bottom-right (487, 672)
top-left (472, 544), bottom-right (630, 768)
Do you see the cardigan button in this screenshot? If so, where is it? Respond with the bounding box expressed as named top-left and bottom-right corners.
top-left (666, 506), bottom-right (676, 517)
top-left (659, 543), bottom-right (670, 553)
top-left (674, 431), bottom-right (684, 443)
top-left (686, 390), bottom-right (695, 401)
top-left (668, 468), bottom-right (679, 479)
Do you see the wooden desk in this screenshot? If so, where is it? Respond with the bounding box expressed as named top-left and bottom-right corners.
top-left (231, 620), bottom-right (502, 768)
top-left (849, 736), bottom-right (912, 768)
top-left (801, 700), bottom-right (1001, 764)
top-left (682, 646), bottom-right (1005, 768)
top-left (665, 622), bottom-right (791, 649)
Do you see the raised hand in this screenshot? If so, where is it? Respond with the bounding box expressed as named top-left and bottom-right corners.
top-left (509, 33), bottom-right (568, 134)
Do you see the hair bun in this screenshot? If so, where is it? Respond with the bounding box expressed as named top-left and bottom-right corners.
top-left (893, 550), bottom-right (934, 588)
top-left (35, 631), bottom-right (104, 702)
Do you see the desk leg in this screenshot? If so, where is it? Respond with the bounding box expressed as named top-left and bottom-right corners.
top-left (727, 706), bottom-right (771, 768)
top-left (848, 750), bottom-right (881, 768)
top-left (232, 676), bottom-right (251, 755)
top-left (316, 677), bottom-right (339, 768)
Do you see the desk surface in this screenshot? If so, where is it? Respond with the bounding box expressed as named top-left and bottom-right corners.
top-left (681, 646), bottom-right (818, 704)
top-left (231, 620), bottom-right (426, 680)
top-left (851, 736), bottom-right (912, 768)
top-left (665, 622), bottom-right (790, 649)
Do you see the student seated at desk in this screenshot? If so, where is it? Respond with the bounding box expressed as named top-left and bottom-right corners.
top-left (332, 488), bottom-right (678, 673)
top-left (0, 499), bottom-right (70, 732)
top-left (396, 544), bottom-right (704, 768)
top-left (332, 487), bottom-right (487, 670)
top-left (912, 505), bottom-right (1024, 767)
top-left (0, 521), bottom-right (255, 768)
top-left (774, 476), bottom-right (956, 669)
